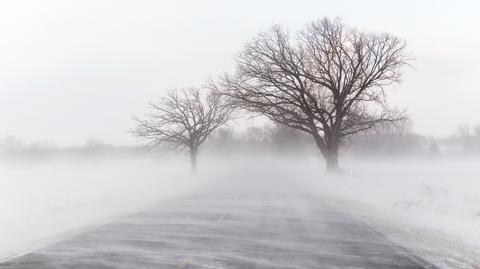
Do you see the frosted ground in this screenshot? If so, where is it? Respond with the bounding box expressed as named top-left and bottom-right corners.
top-left (1, 156), bottom-right (479, 267)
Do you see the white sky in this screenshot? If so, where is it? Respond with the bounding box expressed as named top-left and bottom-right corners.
top-left (0, 0), bottom-right (479, 146)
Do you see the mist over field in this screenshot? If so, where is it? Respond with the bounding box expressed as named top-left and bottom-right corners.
top-left (1, 141), bottom-right (480, 267)
top-left (1, 0), bottom-right (480, 268)
top-left (0, 157), bottom-right (191, 260)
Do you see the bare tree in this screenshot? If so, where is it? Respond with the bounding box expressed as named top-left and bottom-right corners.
top-left (456, 123), bottom-right (475, 152)
top-left (220, 18), bottom-right (409, 171)
top-left (457, 123), bottom-right (471, 140)
top-left (133, 88), bottom-right (232, 173)
top-left (0, 135), bottom-right (24, 153)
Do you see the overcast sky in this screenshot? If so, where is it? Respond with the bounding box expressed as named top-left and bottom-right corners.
top-left (0, 0), bottom-right (479, 146)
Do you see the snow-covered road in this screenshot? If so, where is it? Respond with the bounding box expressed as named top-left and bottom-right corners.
top-left (0, 170), bottom-right (437, 269)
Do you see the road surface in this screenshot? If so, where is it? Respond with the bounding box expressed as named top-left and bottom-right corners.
top-left (0, 172), bottom-right (437, 268)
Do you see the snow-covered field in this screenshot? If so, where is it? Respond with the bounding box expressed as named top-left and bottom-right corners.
top-left (292, 157), bottom-right (480, 267)
top-left (346, 159), bottom-right (480, 244)
top-left (0, 158), bottom-right (197, 261)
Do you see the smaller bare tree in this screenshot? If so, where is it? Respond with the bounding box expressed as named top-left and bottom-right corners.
top-left (133, 88), bottom-right (232, 173)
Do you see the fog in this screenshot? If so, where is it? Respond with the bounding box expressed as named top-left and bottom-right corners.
top-left (2, 119), bottom-right (480, 267)
top-left (1, 146), bottom-right (480, 266)
top-left (1, 1), bottom-right (480, 268)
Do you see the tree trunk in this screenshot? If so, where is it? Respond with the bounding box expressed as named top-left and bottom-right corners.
top-left (313, 132), bottom-right (340, 173)
top-left (190, 148), bottom-right (198, 174)
top-left (325, 149), bottom-right (339, 172)
top-left (324, 133), bottom-right (340, 172)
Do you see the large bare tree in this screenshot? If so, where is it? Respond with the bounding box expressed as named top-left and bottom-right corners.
top-left (220, 18), bottom-right (409, 171)
top-left (133, 88), bottom-right (232, 173)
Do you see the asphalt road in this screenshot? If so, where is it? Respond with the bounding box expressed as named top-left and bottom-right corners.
top-left (0, 173), bottom-right (437, 269)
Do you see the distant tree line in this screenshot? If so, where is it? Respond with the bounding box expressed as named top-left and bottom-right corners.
top-left (205, 124), bottom-right (312, 158)
top-left (0, 136), bottom-right (141, 161)
top-left (4, 122), bottom-right (480, 163)
top-left (446, 124), bottom-right (480, 154)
